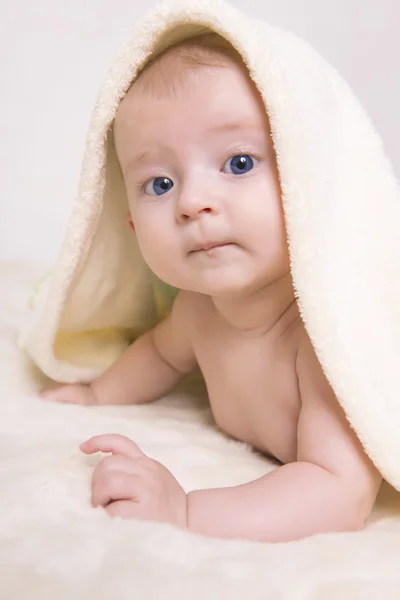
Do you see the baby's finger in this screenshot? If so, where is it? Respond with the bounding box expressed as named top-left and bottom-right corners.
top-left (91, 471), bottom-right (141, 507)
top-left (40, 387), bottom-right (73, 403)
top-left (92, 454), bottom-right (139, 484)
top-left (80, 434), bottom-right (145, 459)
top-left (105, 500), bottom-right (140, 519)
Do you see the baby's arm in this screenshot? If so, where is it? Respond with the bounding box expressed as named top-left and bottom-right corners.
top-left (186, 335), bottom-right (382, 542)
top-left (41, 291), bottom-right (198, 406)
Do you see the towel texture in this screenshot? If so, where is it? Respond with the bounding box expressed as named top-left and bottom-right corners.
top-left (20, 0), bottom-right (400, 491)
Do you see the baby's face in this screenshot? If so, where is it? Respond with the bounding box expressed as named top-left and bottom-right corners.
top-left (114, 59), bottom-right (290, 298)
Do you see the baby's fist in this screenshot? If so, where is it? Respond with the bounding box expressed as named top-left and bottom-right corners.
top-left (80, 434), bottom-right (188, 528)
top-left (40, 384), bottom-right (98, 406)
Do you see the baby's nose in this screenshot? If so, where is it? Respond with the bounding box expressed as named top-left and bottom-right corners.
top-left (175, 193), bottom-right (216, 222)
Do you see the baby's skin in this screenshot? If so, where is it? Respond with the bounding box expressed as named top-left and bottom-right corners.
top-left (41, 40), bottom-right (382, 542)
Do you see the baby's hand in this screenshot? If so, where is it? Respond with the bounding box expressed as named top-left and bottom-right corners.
top-left (40, 384), bottom-right (98, 405)
top-left (80, 434), bottom-right (188, 527)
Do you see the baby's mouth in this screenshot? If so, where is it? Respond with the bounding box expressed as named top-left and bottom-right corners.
top-left (189, 241), bottom-right (234, 254)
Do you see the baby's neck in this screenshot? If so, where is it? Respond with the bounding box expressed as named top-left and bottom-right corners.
top-left (211, 273), bottom-right (299, 337)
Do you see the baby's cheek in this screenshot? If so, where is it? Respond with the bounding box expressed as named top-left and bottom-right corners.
top-left (137, 232), bottom-right (159, 266)
top-left (136, 227), bottom-right (173, 272)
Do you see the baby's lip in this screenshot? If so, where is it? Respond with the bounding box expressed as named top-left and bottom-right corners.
top-left (189, 240), bottom-right (232, 253)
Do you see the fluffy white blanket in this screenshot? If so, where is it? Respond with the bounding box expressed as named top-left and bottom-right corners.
top-left (2, 261), bottom-right (400, 598)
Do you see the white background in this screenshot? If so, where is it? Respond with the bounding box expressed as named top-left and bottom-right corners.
top-left (1, 0), bottom-right (399, 263)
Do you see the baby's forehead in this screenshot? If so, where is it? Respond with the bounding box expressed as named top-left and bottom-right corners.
top-left (117, 63), bottom-right (265, 124)
top-left (118, 35), bottom-right (257, 109)
top-left (114, 39), bottom-right (273, 148)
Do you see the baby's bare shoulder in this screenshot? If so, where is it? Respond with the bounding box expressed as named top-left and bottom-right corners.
top-left (150, 290), bottom-right (202, 374)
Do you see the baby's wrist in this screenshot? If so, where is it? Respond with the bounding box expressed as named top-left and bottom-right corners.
top-left (88, 382), bottom-right (102, 405)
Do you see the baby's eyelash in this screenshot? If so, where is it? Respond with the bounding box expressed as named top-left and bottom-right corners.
top-left (132, 175), bottom-right (161, 197)
top-left (225, 149), bottom-right (261, 162)
top-left (134, 177), bottom-right (152, 194)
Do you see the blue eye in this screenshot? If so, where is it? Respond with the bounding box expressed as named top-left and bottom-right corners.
top-left (144, 177), bottom-right (174, 196)
top-left (223, 154), bottom-right (255, 175)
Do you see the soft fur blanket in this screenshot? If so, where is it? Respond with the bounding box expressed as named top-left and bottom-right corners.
top-left (2, 262), bottom-right (400, 597)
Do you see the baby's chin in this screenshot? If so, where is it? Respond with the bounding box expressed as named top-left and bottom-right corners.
top-left (163, 268), bottom-right (264, 299)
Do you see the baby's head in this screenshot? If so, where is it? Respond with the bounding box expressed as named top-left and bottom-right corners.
top-left (114, 33), bottom-right (290, 299)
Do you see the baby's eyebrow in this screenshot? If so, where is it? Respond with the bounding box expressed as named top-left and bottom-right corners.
top-left (124, 148), bottom-right (168, 174)
top-left (130, 151), bottom-right (154, 167)
top-left (207, 121), bottom-right (260, 134)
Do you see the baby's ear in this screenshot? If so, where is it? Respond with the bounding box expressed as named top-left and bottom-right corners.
top-left (126, 212), bottom-right (135, 231)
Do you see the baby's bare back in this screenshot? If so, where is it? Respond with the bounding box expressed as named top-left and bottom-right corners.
top-left (188, 293), bottom-right (305, 464)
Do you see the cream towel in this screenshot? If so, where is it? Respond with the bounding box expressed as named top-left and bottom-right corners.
top-left (19, 0), bottom-right (400, 497)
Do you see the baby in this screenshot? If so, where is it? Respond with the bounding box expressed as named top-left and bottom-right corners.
top-left (41, 33), bottom-right (382, 543)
